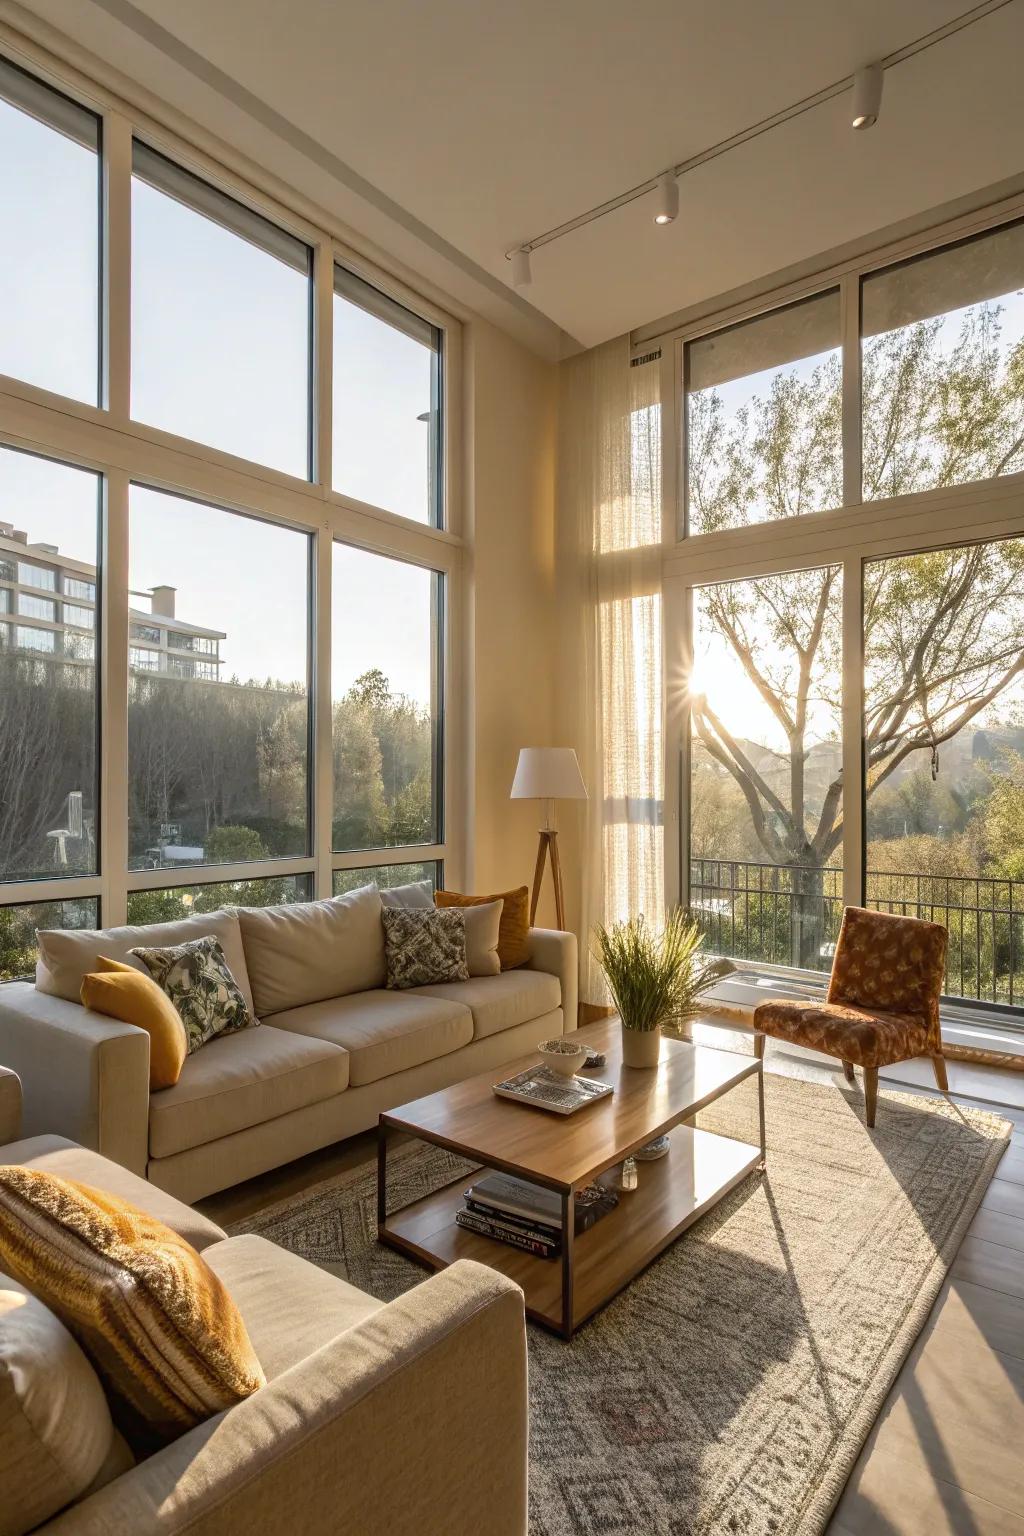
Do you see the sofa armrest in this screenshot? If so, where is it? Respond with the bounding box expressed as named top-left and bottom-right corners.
top-left (45, 1259), bottom-right (528, 1536)
top-left (527, 926), bottom-right (578, 1032)
top-left (0, 1065), bottom-right (22, 1144)
top-left (0, 982), bottom-right (149, 1175)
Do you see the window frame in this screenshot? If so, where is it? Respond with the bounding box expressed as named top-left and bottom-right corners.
top-left (0, 42), bottom-right (463, 944)
top-left (657, 200), bottom-right (1024, 1029)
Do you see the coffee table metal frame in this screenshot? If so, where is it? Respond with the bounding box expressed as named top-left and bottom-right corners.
top-left (377, 1021), bottom-right (766, 1339)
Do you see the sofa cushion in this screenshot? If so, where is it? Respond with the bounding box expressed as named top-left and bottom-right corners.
top-left (0, 1271), bottom-right (121, 1536)
top-left (238, 886), bottom-right (385, 1016)
top-left (412, 970), bottom-right (562, 1041)
top-left (0, 1168), bottom-right (265, 1453)
top-left (267, 991), bottom-right (472, 1087)
top-left (36, 909), bottom-right (256, 1018)
top-left (202, 1234), bottom-right (383, 1379)
top-left (0, 1136), bottom-right (226, 1252)
top-left (149, 1026), bottom-right (350, 1160)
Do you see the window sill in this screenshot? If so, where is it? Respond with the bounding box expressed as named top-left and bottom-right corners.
top-left (707, 970), bottom-right (1024, 1053)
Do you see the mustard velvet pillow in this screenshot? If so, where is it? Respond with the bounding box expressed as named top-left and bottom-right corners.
top-left (435, 886), bottom-right (531, 969)
top-left (0, 1167), bottom-right (265, 1453)
top-left (80, 957), bottom-right (188, 1090)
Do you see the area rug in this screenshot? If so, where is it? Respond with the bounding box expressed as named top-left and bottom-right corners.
top-left (227, 1075), bottom-right (1010, 1536)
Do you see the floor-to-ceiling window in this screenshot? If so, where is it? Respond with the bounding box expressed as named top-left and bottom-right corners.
top-left (0, 51), bottom-right (459, 980)
top-left (668, 211), bottom-right (1024, 1020)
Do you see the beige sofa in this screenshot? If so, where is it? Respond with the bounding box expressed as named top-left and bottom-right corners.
top-left (0, 887), bottom-right (577, 1203)
top-left (0, 1070), bottom-right (528, 1536)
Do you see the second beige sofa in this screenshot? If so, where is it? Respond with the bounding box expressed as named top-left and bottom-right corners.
top-left (0, 886), bottom-right (577, 1203)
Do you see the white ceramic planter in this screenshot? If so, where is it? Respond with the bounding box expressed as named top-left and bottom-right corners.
top-left (621, 1023), bottom-right (661, 1069)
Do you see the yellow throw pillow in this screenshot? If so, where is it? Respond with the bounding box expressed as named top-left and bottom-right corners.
top-left (436, 886), bottom-right (531, 969)
top-left (81, 957), bottom-right (188, 1090)
top-left (0, 1167), bottom-right (265, 1453)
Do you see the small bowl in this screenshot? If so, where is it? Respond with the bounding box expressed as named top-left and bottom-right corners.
top-left (538, 1037), bottom-right (589, 1078)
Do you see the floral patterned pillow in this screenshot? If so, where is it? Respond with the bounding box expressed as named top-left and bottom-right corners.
top-left (382, 908), bottom-right (469, 990)
top-left (129, 935), bottom-right (258, 1055)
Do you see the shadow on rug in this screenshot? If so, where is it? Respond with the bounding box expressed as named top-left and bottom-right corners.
top-left (228, 1074), bottom-right (1010, 1536)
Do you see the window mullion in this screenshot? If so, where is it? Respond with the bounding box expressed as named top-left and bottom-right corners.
top-left (102, 110), bottom-right (132, 421)
top-left (841, 552), bottom-right (864, 914)
top-left (313, 238), bottom-right (333, 490)
top-left (840, 271), bottom-right (861, 511)
top-left (101, 468), bottom-right (130, 926)
top-left (314, 526), bottom-right (333, 898)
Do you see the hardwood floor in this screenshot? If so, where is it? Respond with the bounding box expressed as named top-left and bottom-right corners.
top-left (199, 1030), bottom-right (1024, 1536)
top-left (822, 1069), bottom-right (1024, 1534)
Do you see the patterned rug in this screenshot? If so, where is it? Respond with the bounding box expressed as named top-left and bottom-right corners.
top-left (227, 1073), bottom-right (1010, 1536)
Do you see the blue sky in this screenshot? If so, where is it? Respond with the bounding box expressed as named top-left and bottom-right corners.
top-left (0, 90), bottom-right (435, 704)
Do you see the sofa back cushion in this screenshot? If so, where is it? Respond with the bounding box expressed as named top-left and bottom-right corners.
top-left (0, 1270), bottom-right (122, 1536)
top-left (36, 909), bottom-right (256, 1018)
top-left (238, 886), bottom-right (385, 1017)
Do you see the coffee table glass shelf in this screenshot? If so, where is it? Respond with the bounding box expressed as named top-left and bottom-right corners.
top-left (377, 1017), bottom-right (765, 1339)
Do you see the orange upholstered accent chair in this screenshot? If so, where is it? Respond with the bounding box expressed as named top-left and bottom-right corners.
top-left (753, 905), bottom-right (948, 1128)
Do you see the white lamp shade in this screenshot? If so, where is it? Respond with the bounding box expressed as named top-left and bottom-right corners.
top-left (510, 747), bottom-right (588, 801)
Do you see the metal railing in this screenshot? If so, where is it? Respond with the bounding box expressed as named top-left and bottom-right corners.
top-left (690, 857), bottom-right (1024, 1006)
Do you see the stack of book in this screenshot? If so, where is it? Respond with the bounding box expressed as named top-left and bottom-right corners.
top-left (456, 1172), bottom-right (618, 1261)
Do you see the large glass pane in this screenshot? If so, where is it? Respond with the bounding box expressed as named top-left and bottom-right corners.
top-left (0, 447), bottom-right (99, 881)
top-left (332, 545), bottom-right (441, 851)
top-left (128, 487), bottom-right (310, 870)
top-left (864, 537), bottom-right (1024, 1004)
top-left (686, 290), bottom-right (841, 534)
top-left (863, 221), bottom-right (1024, 499)
top-left (0, 59), bottom-right (99, 403)
top-left (126, 874), bottom-right (311, 927)
top-left (333, 861), bottom-right (440, 897)
top-left (132, 145), bottom-right (312, 477)
top-left (0, 897), bottom-right (98, 982)
top-left (689, 566), bottom-right (843, 972)
top-left (333, 267), bottom-right (441, 524)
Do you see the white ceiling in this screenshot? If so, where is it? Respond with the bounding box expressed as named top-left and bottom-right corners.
top-left (7, 0), bottom-right (1024, 356)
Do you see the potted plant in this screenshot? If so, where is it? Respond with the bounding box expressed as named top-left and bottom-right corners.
top-left (592, 909), bottom-right (735, 1068)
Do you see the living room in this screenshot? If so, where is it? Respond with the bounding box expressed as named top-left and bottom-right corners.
top-left (0, 2), bottom-right (1022, 1533)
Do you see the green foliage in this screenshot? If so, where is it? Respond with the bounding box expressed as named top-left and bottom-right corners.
top-left (0, 905), bottom-right (40, 981)
top-left (592, 909), bottom-right (734, 1032)
top-left (204, 824), bottom-right (269, 863)
top-left (689, 303), bottom-right (1024, 976)
top-left (332, 670), bottom-right (434, 850)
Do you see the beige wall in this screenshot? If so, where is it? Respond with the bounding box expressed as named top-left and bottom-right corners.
top-left (462, 320), bottom-right (562, 927)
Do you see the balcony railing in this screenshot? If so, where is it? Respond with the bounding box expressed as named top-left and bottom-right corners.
top-left (690, 857), bottom-right (1024, 1007)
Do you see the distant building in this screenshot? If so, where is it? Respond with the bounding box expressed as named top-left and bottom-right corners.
top-left (0, 523), bottom-right (225, 678)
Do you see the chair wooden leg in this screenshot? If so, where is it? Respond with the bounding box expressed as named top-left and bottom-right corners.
top-left (931, 1053), bottom-right (949, 1092)
top-left (841, 1060), bottom-right (855, 1085)
top-left (863, 1068), bottom-right (878, 1129)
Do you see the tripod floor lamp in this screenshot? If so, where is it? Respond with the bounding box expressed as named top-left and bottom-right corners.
top-left (511, 747), bottom-right (588, 931)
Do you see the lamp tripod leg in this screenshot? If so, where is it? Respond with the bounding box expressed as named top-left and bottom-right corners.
top-left (530, 832), bottom-right (549, 926)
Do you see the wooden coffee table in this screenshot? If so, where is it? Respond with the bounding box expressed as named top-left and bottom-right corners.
top-left (377, 1018), bottom-right (765, 1338)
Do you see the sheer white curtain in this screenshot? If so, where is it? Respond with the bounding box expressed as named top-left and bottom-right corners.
top-left (558, 336), bottom-right (664, 1003)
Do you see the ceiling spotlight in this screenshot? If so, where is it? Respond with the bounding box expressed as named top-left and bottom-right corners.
top-left (654, 171), bottom-right (679, 225)
top-left (851, 63), bottom-right (883, 129)
top-left (510, 246), bottom-right (532, 287)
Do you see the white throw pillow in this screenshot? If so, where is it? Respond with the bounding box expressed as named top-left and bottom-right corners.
top-left (378, 880), bottom-right (434, 910)
top-left (0, 1273), bottom-right (127, 1536)
top-left (462, 899), bottom-right (502, 977)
